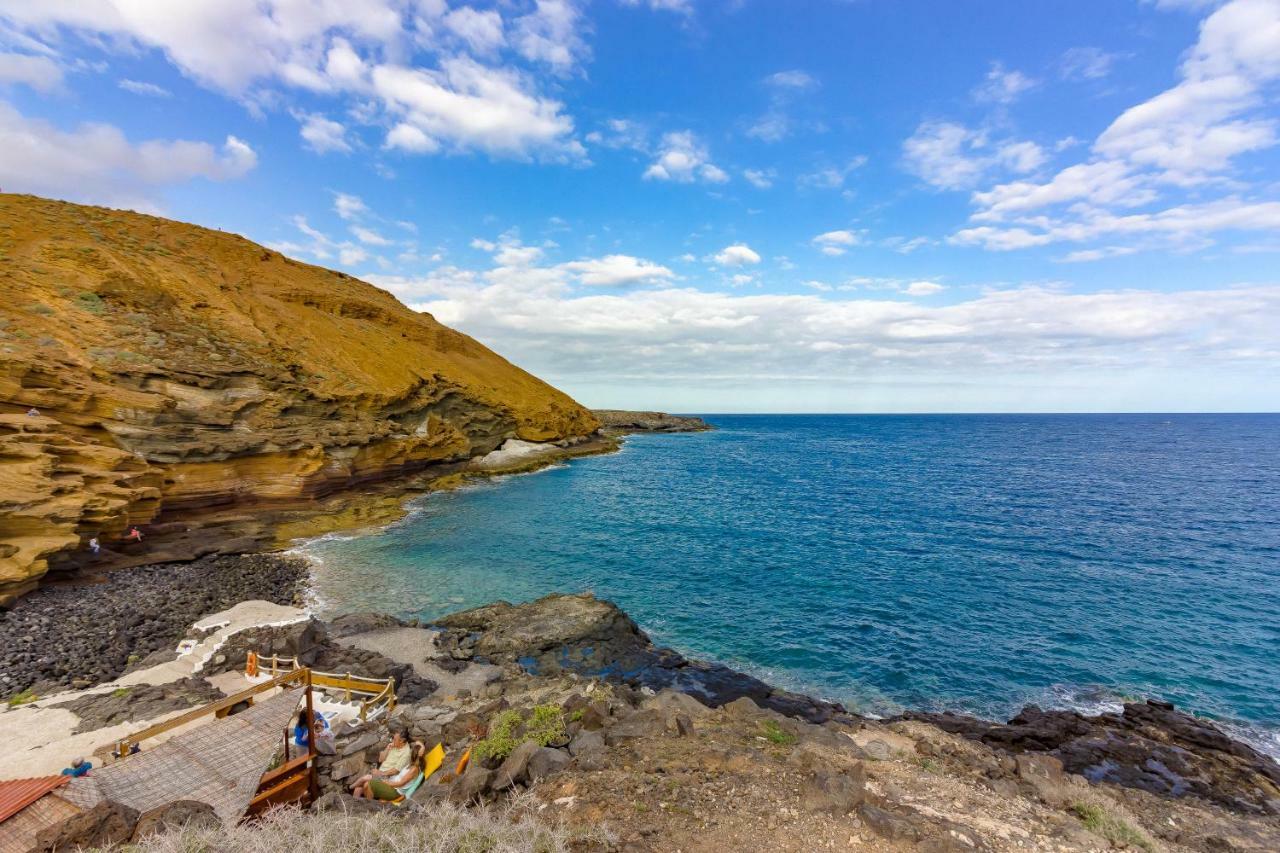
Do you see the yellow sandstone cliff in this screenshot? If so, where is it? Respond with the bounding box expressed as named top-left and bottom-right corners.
top-left (0, 194), bottom-right (598, 602)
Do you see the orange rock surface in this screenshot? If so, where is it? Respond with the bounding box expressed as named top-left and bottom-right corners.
top-left (0, 194), bottom-right (598, 601)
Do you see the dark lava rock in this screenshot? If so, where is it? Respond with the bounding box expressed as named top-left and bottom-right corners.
top-left (590, 409), bottom-right (713, 433)
top-left (432, 592), bottom-right (849, 725)
top-left (0, 553), bottom-right (308, 699)
top-left (36, 800), bottom-right (139, 851)
top-left (207, 618), bottom-right (329, 675)
top-left (53, 677), bottom-right (223, 733)
top-left (327, 612), bottom-right (406, 639)
top-left (132, 800), bottom-right (220, 840)
top-left (899, 701), bottom-right (1280, 815)
top-left (801, 765), bottom-right (866, 814)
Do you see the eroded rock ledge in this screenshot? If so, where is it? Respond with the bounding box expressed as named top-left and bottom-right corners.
top-left (0, 194), bottom-right (599, 602)
top-left (590, 409), bottom-right (713, 433)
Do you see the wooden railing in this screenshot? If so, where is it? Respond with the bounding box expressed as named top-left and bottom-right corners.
top-left (113, 668), bottom-right (310, 758)
top-left (249, 652), bottom-right (397, 722)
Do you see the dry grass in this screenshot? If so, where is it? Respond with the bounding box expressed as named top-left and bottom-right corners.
top-left (94, 796), bottom-right (603, 853)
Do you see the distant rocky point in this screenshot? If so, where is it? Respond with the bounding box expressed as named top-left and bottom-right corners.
top-left (590, 409), bottom-right (713, 433)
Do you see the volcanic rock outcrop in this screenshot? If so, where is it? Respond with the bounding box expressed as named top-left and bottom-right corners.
top-left (0, 194), bottom-right (598, 602)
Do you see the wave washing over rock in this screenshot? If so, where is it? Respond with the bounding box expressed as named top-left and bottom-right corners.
top-left (0, 194), bottom-right (599, 603)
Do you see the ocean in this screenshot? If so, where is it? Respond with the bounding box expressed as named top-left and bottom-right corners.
top-left (299, 414), bottom-right (1280, 757)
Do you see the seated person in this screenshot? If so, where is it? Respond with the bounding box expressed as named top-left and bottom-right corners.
top-left (349, 728), bottom-right (413, 795)
top-left (61, 757), bottom-right (91, 777)
top-left (358, 741), bottom-right (425, 802)
top-left (293, 710), bottom-right (333, 752)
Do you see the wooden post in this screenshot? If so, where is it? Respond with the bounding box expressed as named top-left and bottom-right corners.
top-left (344, 673), bottom-right (352, 704)
top-left (304, 668), bottom-right (319, 804)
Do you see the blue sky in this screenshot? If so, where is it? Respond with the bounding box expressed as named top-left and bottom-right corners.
top-left (2, 0), bottom-right (1279, 412)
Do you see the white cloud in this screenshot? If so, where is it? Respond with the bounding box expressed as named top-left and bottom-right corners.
top-left (952, 0), bottom-right (1280, 253)
top-left (0, 52), bottom-right (62, 92)
top-left (1060, 47), bottom-right (1120, 81)
top-left (352, 225), bottom-right (392, 246)
top-left (743, 168), bottom-right (776, 188)
top-left (972, 61), bottom-right (1037, 103)
top-left (951, 198), bottom-right (1280, 250)
top-left (713, 243), bottom-right (762, 267)
top-left (339, 244), bottom-right (368, 266)
top-left (0, 101), bottom-right (255, 210)
top-left (118, 78), bottom-right (170, 97)
top-left (812, 229), bottom-right (861, 256)
top-left (1058, 246), bottom-right (1140, 262)
top-left (443, 6), bottom-right (505, 55)
top-left (512, 0), bottom-right (588, 73)
top-left (903, 122), bottom-right (1043, 190)
top-left (561, 254), bottom-right (675, 286)
top-left (903, 281), bottom-right (945, 296)
top-left (372, 257), bottom-right (1280, 410)
top-left (0, 2), bottom-right (587, 162)
top-left (297, 111), bottom-right (351, 153)
top-left (764, 69), bottom-right (818, 90)
top-left (384, 122), bottom-right (439, 153)
top-left (745, 113), bottom-right (790, 143)
top-left (618, 0), bottom-right (694, 14)
top-left (333, 192), bottom-right (368, 220)
top-left (643, 130), bottom-right (728, 183)
top-left (373, 57), bottom-right (581, 160)
top-left (798, 156), bottom-right (867, 190)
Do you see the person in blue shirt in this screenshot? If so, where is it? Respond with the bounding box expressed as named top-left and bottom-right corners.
top-left (61, 757), bottom-right (91, 777)
top-left (293, 710), bottom-right (332, 751)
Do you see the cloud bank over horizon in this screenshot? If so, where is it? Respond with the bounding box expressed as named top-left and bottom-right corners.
top-left (0, 0), bottom-right (1278, 410)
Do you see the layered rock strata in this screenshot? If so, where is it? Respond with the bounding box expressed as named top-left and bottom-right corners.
top-left (0, 194), bottom-right (598, 601)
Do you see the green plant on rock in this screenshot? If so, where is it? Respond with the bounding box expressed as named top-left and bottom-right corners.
top-left (75, 291), bottom-right (105, 314)
top-left (759, 719), bottom-right (797, 746)
top-left (474, 709), bottom-right (524, 761)
top-left (7, 689), bottom-right (36, 707)
top-left (1071, 801), bottom-right (1153, 851)
top-left (473, 705), bottom-right (567, 762)
top-left (526, 704), bottom-right (566, 746)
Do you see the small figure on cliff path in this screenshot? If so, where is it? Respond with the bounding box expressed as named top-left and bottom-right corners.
top-left (26, 407), bottom-right (39, 417)
top-left (88, 537), bottom-right (100, 555)
top-left (61, 757), bottom-right (91, 777)
top-left (126, 527), bottom-right (143, 542)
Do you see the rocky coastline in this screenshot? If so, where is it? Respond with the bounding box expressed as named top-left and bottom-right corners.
top-left (590, 409), bottom-right (714, 433)
top-left (2, 557), bottom-right (1277, 851)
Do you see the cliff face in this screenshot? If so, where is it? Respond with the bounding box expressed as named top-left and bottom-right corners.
top-left (0, 194), bottom-right (598, 601)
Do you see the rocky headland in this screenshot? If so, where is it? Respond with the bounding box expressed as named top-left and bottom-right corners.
top-left (2, 569), bottom-right (1277, 852)
top-left (0, 194), bottom-right (601, 604)
top-left (591, 409), bottom-right (713, 433)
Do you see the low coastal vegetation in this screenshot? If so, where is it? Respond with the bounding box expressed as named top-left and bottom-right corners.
top-left (92, 800), bottom-right (577, 853)
top-left (1070, 801), bottom-right (1155, 851)
top-left (474, 704), bottom-right (568, 761)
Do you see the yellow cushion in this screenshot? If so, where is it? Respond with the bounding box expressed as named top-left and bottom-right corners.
top-left (423, 743), bottom-right (445, 780)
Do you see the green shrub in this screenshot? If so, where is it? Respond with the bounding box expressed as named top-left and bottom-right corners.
top-left (473, 705), bottom-right (566, 762)
top-left (474, 709), bottom-right (524, 761)
top-left (759, 719), bottom-right (796, 746)
top-left (7, 689), bottom-right (36, 707)
top-left (76, 292), bottom-right (106, 314)
top-left (525, 704), bottom-right (566, 747)
top-left (27, 303), bottom-right (53, 316)
top-left (1071, 801), bottom-right (1153, 851)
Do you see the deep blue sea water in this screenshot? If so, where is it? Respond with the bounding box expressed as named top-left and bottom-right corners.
top-left (301, 414), bottom-right (1280, 756)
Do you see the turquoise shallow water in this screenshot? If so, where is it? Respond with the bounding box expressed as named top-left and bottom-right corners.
top-left (301, 414), bottom-right (1280, 756)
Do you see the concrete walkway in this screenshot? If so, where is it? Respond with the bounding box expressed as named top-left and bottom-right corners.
top-left (0, 601), bottom-right (307, 778)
